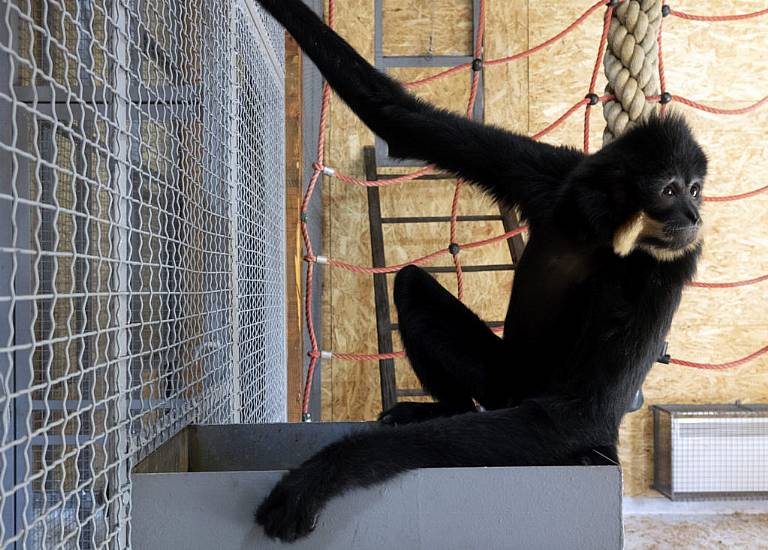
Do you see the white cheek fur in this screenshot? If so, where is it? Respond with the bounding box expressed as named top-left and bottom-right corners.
top-left (612, 211), bottom-right (703, 261)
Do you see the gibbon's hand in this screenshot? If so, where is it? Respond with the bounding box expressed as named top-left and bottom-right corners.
top-left (255, 466), bottom-right (324, 542)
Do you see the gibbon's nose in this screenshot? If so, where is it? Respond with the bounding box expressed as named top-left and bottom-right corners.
top-left (683, 204), bottom-right (700, 226)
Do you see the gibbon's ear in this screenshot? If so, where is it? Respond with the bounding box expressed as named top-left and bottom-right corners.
top-left (612, 211), bottom-right (645, 257)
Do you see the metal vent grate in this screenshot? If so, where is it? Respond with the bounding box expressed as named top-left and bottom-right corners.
top-left (0, 1), bottom-right (285, 547)
top-left (653, 404), bottom-right (768, 500)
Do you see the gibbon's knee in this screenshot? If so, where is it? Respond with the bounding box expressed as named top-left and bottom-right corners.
top-left (393, 264), bottom-right (432, 309)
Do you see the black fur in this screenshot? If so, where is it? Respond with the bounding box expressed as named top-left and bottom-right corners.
top-left (254, 0), bottom-right (707, 541)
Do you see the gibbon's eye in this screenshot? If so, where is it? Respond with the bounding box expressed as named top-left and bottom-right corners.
top-left (690, 183), bottom-right (700, 198)
top-left (662, 185), bottom-right (675, 197)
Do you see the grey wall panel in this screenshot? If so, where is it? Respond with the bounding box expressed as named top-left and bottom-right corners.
top-left (133, 466), bottom-right (623, 550)
top-left (133, 422), bottom-right (624, 549)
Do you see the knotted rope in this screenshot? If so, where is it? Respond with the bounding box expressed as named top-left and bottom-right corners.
top-left (602, 0), bottom-right (663, 142)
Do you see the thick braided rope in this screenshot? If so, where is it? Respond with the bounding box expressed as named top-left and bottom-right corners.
top-left (603, 0), bottom-right (663, 142)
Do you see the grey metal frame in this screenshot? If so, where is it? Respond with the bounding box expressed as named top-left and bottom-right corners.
top-left (653, 403), bottom-right (768, 500)
top-left (131, 423), bottom-right (623, 550)
top-left (300, 0), bottom-right (325, 419)
top-left (373, 0), bottom-right (484, 167)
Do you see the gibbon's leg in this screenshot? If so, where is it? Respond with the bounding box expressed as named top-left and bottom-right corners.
top-left (256, 401), bottom-right (603, 541)
top-left (388, 265), bottom-right (513, 419)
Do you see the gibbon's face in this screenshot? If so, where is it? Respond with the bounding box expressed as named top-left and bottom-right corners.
top-left (638, 173), bottom-right (704, 256)
top-left (610, 115), bottom-right (708, 261)
top-left (612, 169), bottom-right (707, 261)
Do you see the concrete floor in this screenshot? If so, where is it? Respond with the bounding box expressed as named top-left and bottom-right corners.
top-left (624, 514), bottom-right (768, 549)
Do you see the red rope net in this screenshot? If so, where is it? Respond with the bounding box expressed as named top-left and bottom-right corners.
top-left (298, 1), bottom-right (768, 414)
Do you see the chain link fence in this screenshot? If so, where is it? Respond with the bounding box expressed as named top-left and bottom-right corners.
top-left (0, 0), bottom-right (286, 547)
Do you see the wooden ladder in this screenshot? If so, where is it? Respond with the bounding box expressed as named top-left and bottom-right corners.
top-left (364, 146), bottom-right (527, 410)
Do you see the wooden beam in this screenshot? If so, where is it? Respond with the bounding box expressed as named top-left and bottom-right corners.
top-left (364, 147), bottom-right (398, 411)
top-left (285, 34), bottom-right (304, 422)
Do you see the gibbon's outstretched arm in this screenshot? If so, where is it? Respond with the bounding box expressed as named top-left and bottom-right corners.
top-left (256, 402), bottom-right (599, 541)
top-left (256, 0), bottom-right (584, 224)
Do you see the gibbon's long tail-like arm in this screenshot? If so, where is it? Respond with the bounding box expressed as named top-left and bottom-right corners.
top-left (256, 0), bottom-right (584, 224)
top-left (256, 402), bottom-right (602, 541)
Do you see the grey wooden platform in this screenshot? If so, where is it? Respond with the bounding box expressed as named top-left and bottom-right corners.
top-left (132, 423), bottom-right (623, 550)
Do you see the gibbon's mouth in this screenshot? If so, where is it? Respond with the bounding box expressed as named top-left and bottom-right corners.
top-left (666, 221), bottom-right (703, 247)
top-left (638, 223), bottom-right (703, 261)
top-left (612, 212), bottom-right (703, 261)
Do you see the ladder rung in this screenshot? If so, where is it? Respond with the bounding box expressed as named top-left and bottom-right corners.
top-left (391, 320), bottom-right (505, 331)
top-left (378, 173), bottom-right (452, 181)
top-left (405, 264), bottom-right (515, 274)
top-left (396, 388), bottom-right (428, 398)
top-left (380, 215), bottom-right (503, 224)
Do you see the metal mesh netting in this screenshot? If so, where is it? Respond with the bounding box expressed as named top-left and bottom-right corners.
top-left (653, 405), bottom-right (768, 500)
top-left (234, 7), bottom-right (286, 425)
top-left (0, 0), bottom-right (286, 548)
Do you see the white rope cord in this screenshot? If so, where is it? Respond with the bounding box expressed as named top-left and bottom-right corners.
top-left (603, 0), bottom-right (663, 142)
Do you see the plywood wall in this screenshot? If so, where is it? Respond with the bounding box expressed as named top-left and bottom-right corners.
top-left (318, 0), bottom-right (768, 496)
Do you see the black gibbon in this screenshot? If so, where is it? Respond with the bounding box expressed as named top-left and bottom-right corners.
top-left (255, 0), bottom-right (707, 541)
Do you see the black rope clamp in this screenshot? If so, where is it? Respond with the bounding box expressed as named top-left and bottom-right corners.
top-left (472, 58), bottom-right (483, 72)
top-left (662, 4), bottom-right (671, 17)
top-left (659, 92), bottom-right (672, 105)
top-left (448, 243), bottom-right (461, 256)
top-left (585, 93), bottom-right (600, 106)
top-left (606, 0), bottom-right (620, 7)
top-left (300, 212), bottom-right (308, 222)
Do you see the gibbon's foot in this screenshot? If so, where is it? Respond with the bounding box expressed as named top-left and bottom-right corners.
top-left (378, 401), bottom-right (474, 426)
top-left (255, 468), bottom-right (322, 542)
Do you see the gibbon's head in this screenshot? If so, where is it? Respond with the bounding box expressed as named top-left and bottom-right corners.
top-left (603, 113), bottom-right (708, 261)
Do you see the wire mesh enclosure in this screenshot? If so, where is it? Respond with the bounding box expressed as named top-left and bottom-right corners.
top-left (653, 404), bottom-right (768, 500)
top-left (0, 0), bottom-right (286, 547)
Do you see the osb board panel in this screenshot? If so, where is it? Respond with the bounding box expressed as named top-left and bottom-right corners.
top-left (661, 0), bottom-right (768, 102)
top-left (484, 0), bottom-right (529, 134)
top-left (324, 0), bottom-right (380, 421)
top-left (382, 220), bottom-right (513, 266)
top-left (528, 1), bottom-right (608, 149)
top-left (388, 67), bottom-right (474, 114)
top-left (670, 103), bottom-right (768, 330)
top-left (379, 179), bottom-right (498, 217)
top-left (382, 0), bottom-right (473, 57)
top-left (320, 172), bottom-right (334, 421)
